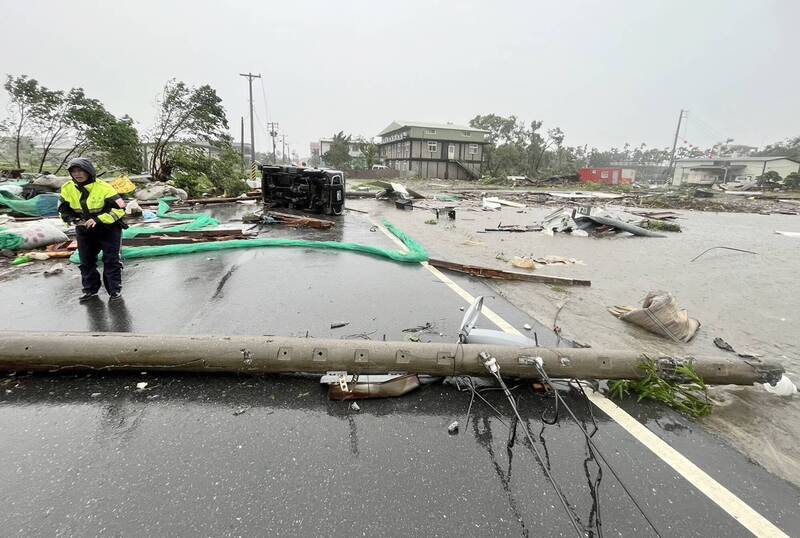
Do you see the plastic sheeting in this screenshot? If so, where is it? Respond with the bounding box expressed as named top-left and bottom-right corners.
top-left (0, 192), bottom-right (60, 217)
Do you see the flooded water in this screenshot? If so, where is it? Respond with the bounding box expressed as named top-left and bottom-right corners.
top-left (363, 199), bottom-right (800, 486)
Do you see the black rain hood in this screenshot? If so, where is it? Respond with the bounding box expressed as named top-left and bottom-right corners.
top-left (67, 158), bottom-right (97, 181)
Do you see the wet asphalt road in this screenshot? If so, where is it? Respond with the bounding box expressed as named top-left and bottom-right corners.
top-left (0, 205), bottom-right (798, 537)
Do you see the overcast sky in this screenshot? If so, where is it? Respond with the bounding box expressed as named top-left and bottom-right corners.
top-left (1, 0), bottom-right (797, 157)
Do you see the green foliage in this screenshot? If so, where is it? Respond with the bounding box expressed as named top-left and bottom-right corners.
top-left (149, 79), bottom-right (228, 179)
top-left (608, 358), bottom-right (712, 418)
top-left (357, 138), bottom-right (379, 169)
top-left (784, 171), bottom-right (800, 189)
top-left (90, 115), bottom-right (142, 173)
top-left (4, 75), bottom-right (54, 168)
top-left (168, 140), bottom-right (248, 198)
top-left (2, 75), bottom-right (142, 174)
top-left (756, 170), bottom-right (782, 186)
top-left (323, 131), bottom-right (353, 170)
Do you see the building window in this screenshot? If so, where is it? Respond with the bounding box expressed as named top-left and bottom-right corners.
top-left (424, 129), bottom-right (437, 135)
top-left (468, 144), bottom-right (478, 155)
top-left (427, 141), bottom-right (438, 153)
top-left (463, 131), bottom-right (472, 137)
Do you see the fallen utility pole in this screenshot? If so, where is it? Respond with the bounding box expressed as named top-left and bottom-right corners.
top-left (0, 332), bottom-right (782, 385)
top-left (428, 258), bottom-right (591, 287)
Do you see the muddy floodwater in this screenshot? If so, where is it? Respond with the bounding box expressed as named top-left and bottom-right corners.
top-left (361, 199), bottom-right (800, 486)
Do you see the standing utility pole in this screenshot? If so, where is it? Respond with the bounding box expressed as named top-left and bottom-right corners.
top-left (240, 117), bottom-right (245, 168)
top-left (239, 73), bottom-right (261, 167)
top-left (280, 134), bottom-right (288, 163)
top-left (267, 122), bottom-right (279, 164)
top-left (667, 109), bottom-right (687, 182)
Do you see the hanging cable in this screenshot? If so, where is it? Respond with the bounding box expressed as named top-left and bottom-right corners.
top-left (480, 352), bottom-right (585, 538)
top-left (532, 359), bottom-right (663, 538)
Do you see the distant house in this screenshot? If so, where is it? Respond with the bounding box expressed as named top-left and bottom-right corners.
top-left (377, 121), bottom-right (489, 180)
top-left (672, 157), bottom-right (800, 185)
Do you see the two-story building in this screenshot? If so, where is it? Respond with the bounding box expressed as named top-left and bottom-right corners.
top-left (377, 121), bottom-right (489, 180)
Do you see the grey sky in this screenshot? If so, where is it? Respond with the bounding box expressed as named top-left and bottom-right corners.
top-left (1, 0), bottom-right (797, 157)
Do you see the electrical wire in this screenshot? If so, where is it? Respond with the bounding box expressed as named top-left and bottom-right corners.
top-left (532, 361), bottom-right (663, 538)
top-left (481, 354), bottom-right (585, 537)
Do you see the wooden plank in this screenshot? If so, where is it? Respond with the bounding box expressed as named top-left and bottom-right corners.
top-left (427, 258), bottom-right (591, 286)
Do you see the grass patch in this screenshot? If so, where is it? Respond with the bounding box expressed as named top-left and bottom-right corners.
top-left (608, 358), bottom-right (711, 418)
top-left (549, 285), bottom-right (569, 294)
top-left (424, 219), bottom-right (438, 225)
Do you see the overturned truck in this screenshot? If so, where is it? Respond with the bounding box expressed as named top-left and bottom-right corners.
top-left (260, 165), bottom-right (345, 216)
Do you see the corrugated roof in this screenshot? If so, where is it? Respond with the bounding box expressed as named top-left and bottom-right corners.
top-left (676, 156), bottom-right (799, 163)
top-left (378, 120), bottom-right (488, 136)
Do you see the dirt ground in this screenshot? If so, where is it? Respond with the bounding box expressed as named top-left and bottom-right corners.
top-left (354, 190), bottom-right (800, 487)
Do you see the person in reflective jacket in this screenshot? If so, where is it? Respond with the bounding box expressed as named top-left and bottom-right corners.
top-left (58, 158), bottom-right (127, 303)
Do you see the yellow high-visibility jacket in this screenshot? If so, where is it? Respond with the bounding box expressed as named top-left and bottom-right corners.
top-left (59, 178), bottom-right (125, 226)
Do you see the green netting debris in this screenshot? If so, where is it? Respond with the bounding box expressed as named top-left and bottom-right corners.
top-left (0, 192), bottom-right (60, 217)
top-left (70, 198), bottom-right (427, 265)
top-left (122, 197), bottom-right (220, 238)
top-left (0, 227), bottom-right (25, 250)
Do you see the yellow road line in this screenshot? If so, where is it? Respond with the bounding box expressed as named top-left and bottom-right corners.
top-left (372, 216), bottom-right (788, 538)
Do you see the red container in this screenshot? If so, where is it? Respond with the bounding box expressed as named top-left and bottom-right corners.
top-left (579, 167), bottom-right (635, 185)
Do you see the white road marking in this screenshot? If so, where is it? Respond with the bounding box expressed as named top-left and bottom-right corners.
top-left (372, 217), bottom-right (788, 538)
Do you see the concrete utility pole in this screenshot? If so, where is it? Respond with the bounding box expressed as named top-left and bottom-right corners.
top-left (281, 134), bottom-right (288, 163)
top-left (0, 332), bottom-right (784, 386)
top-left (239, 73), bottom-right (261, 165)
top-left (267, 122), bottom-right (280, 164)
top-left (667, 109), bottom-right (687, 182)
top-left (240, 117), bottom-right (245, 168)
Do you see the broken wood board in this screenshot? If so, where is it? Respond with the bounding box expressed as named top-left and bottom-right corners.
top-left (427, 258), bottom-right (591, 286)
top-left (268, 211), bottom-right (335, 229)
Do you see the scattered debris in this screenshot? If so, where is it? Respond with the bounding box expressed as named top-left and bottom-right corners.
top-left (424, 219), bottom-right (438, 225)
top-left (608, 291), bottom-right (700, 342)
top-left (609, 358), bottom-right (711, 418)
top-left (135, 382), bottom-right (148, 390)
top-left (533, 256), bottom-right (583, 266)
top-left (448, 421), bottom-right (459, 435)
top-left (522, 323), bottom-right (532, 331)
top-left (330, 322), bottom-right (350, 330)
top-left (639, 219), bottom-right (682, 233)
top-left (43, 263), bottom-right (64, 277)
top-left (483, 196), bottom-right (525, 208)
top-left (350, 402), bottom-right (361, 411)
top-left (481, 198), bottom-right (501, 211)
top-left (428, 258), bottom-right (591, 286)
top-left (763, 375), bottom-right (798, 397)
top-left (690, 246), bottom-right (758, 262)
top-left (543, 206), bottom-right (665, 237)
top-left (402, 322), bottom-right (434, 333)
top-left (232, 406), bottom-right (250, 416)
top-left (327, 374), bottom-right (421, 400)
top-left (713, 337), bottom-right (736, 353)
top-left (511, 256), bottom-right (536, 270)
top-left (547, 191), bottom-right (625, 200)
top-left (775, 231), bottom-right (800, 238)
top-left (484, 224), bottom-right (542, 233)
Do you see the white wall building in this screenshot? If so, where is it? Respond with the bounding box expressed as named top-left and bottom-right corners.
top-left (672, 157), bottom-right (800, 185)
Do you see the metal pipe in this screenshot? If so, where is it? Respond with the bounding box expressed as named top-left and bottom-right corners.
top-left (0, 332), bottom-right (783, 385)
